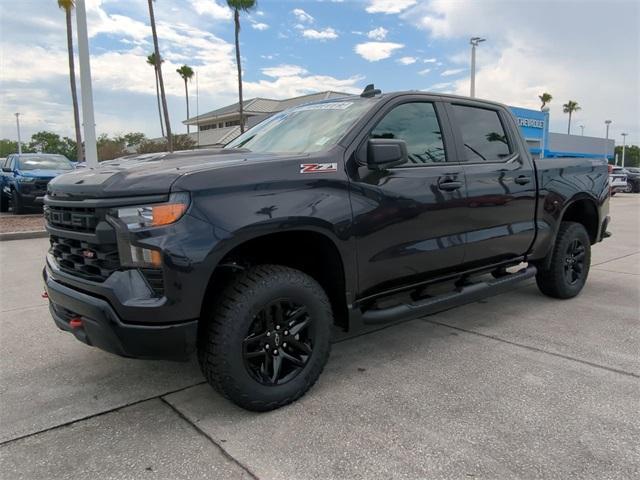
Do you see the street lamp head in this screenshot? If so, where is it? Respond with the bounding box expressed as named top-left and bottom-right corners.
top-left (604, 120), bottom-right (612, 125)
top-left (470, 37), bottom-right (486, 45)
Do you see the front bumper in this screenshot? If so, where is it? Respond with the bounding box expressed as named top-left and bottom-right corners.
top-left (44, 266), bottom-right (197, 360)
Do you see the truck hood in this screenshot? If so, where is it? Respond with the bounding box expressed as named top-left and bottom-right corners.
top-left (47, 149), bottom-right (302, 199)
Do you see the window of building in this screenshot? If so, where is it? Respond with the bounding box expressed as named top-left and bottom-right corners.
top-left (225, 120), bottom-right (240, 128)
top-left (451, 105), bottom-right (512, 162)
top-left (370, 102), bottom-right (446, 165)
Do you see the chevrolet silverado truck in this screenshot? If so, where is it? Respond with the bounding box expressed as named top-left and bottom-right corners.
top-left (43, 88), bottom-right (610, 411)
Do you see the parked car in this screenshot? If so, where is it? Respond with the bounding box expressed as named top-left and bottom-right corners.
top-left (0, 153), bottom-right (74, 214)
top-left (43, 88), bottom-right (610, 411)
top-left (622, 167), bottom-right (640, 193)
top-left (608, 165), bottom-right (627, 196)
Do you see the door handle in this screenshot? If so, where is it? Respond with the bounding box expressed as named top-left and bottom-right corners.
top-left (437, 179), bottom-right (463, 191)
top-left (514, 175), bottom-right (531, 185)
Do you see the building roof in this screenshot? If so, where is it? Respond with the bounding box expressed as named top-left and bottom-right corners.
top-left (184, 90), bottom-right (352, 125)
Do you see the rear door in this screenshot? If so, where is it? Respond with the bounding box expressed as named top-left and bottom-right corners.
top-left (348, 96), bottom-right (468, 297)
top-left (446, 102), bottom-right (536, 265)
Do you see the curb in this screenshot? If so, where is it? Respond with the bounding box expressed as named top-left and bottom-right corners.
top-left (0, 230), bottom-right (48, 242)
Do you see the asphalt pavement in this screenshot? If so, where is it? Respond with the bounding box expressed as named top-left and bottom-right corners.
top-left (1, 194), bottom-right (638, 480)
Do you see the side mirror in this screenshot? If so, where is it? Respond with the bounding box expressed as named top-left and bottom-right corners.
top-left (2, 167), bottom-right (12, 173)
top-left (367, 138), bottom-right (408, 169)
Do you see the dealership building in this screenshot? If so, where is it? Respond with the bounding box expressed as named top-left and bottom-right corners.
top-left (184, 92), bottom-right (614, 160)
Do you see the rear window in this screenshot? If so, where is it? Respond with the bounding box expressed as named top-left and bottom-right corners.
top-left (452, 105), bottom-right (512, 162)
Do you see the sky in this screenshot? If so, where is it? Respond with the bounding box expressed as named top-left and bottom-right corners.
top-left (1, 0), bottom-right (639, 145)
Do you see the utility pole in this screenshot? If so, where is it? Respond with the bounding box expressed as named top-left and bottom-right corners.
top-left (15, 113), bottom-right (22, 155)
top-left (75, 0), bottom-right (98, 167)
top-left (579, 125), bottom-right (585, 136)
top-left (621, 133), bottom-right (628, 168)
top-left (469, 37), bottom-right (486, 98)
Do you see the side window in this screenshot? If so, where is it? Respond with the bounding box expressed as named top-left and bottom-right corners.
top-left (451, 105), bottom-right (512, 162)
top-left (370, 102), bottom-right (446, 165)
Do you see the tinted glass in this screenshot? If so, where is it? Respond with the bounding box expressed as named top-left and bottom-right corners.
top-left (452, 105), bottom-right (511, 162)
top-left (225, 98), bottom-right (377, 154)
top-left (370, 102), bottom-right (446, 165)
top-left (17, 155), bottom-right (73, 171)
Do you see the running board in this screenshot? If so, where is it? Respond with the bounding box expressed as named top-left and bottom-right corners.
top-left (361, 265), bottom-right (537, 325)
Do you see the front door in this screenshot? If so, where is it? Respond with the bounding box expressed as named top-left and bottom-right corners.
top-left (348, 98), bottom-right (468, 298)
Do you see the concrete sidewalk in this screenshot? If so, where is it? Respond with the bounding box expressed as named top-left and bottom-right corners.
top-left (1, 195), bottom-right (638, 479)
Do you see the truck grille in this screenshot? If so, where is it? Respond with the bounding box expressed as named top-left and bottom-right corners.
top-left (45, 205), bottom-right (98, 233)
top-left (50, 235), bottom-right (120, 282)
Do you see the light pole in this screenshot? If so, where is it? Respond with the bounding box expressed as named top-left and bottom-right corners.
top-left (14, 113), bottom-right (22, 155)
top-left (469, 37), bottom-right (486, 98)
top-left (621, 133), bottom-right (628, 168)
top-left (75, 0), bottom-right (98, 167)
top-left (579, 125), bottom-right (585, 136)
top-left (604, 120), bottom-right (612, 161)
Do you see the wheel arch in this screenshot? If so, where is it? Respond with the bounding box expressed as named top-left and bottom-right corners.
top-left (558, 195), bottom-right (600, 244)
top-left (200, 226), bottom-right (352, 332)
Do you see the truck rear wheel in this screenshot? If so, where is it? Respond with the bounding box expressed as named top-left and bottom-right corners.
top-left (535, 221), bottom-right (591, 299)
top-left (198, 264), bottom-right (332, 411)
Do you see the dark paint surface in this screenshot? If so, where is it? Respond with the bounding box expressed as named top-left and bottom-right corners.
top-left (45, 92), bottom-right (609, 339)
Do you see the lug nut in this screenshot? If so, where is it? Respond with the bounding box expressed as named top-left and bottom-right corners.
top-left (265, 344), bottom-right (270, 350)
top-left (282, 342), bottom-right (287, 348)
top-left (284, 331), bottom-right (289, 336)
top-left (266, 332), bottom-right (271, 337)
top-left (273, 350), bottom-right (279, 355)
top-left (276, 325), bottom-right (281, 330)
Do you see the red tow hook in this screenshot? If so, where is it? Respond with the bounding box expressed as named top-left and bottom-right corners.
top-left (41, 291), bottom-right (49, 299)
top-left (69, 316), bottom-right (83, 329)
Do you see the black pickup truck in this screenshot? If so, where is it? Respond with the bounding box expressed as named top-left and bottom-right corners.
top-left (43, 88), bottom-right (610, 411)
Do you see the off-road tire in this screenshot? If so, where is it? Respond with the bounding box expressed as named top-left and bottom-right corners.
top-left (198, 264), bottom-right (333, 411)
top-left (535, 221), bottom-right (591, 299)
top-left (0, 194), bottom-right (8, 212)
top-left (11, 191), bottom-right (25, 215)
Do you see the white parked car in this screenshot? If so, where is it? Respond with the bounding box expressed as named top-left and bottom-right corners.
top-left (609, 166), bottom-right (627, 195)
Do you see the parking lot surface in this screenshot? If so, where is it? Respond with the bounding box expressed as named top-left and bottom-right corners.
top-left (1, 195), bottom-right (638, 479)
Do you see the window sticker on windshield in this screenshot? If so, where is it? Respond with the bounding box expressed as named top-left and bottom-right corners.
top-left (295, 102), bottom-right (354, 112)
top-left (300, 163), bottom-right (338, 174)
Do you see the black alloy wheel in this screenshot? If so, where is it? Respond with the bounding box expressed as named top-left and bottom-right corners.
top-left (243, 299), bottom-right (314, 386)
top-left (563, 238), bottom-right (586, 285)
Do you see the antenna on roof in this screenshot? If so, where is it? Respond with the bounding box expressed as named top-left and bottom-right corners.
top-left (360, 84), bottom-right (381, 98)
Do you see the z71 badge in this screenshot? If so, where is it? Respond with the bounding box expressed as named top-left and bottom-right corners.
top-left (300, 163), bottom-right (338, 174)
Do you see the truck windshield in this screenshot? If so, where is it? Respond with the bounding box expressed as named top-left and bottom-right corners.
top-left (17, 155), bottom-right (73, 170)
top-left (225, 98), bottom-right (377, 154)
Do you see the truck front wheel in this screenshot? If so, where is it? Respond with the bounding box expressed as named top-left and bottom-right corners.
top-left (535, 221), bottom-right (591, 299)
top-left (198, 264), bottom-right (333, 411)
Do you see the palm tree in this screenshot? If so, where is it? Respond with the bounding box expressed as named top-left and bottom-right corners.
top-left (147, 0), bottom-right (172, 151)
top-left (538, 92), bottom-right (552, 111)
top-left (176, 65), bottom-right (195, 134)
top-left (227, 0), bottom-right (257, 134)
top-left (147, 53), bottom-right (165, 137)
top-left (563, 100), bottom-right (581, 134)
top-left (57, 0), bottom-right (83, 162)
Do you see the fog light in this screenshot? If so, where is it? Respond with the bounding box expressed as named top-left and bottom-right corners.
top-left (130, 246), bottom-right (162, 268)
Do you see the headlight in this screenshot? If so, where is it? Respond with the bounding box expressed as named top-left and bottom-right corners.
top-left (18, 177), bottom-right (36, 183)
top-left (112, 192), bottom-right (190, 231)
top-left (110, 192), bottom-right (190, 269)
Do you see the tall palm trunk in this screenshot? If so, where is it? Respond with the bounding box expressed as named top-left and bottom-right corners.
top-left (147, 0), bottom-right (172, 151)
top-left (567, 112), bottom-right (572, 134)
top-left (154, 66), bottom-right (165, 137)
top-left (183, 78), bottom-right (190, 134)
top-left (233, 9), bottom-right (245, 134)
top-left (65, 7), bottom-right (83, 162)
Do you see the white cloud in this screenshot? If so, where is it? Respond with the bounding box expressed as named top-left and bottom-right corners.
top-left (302, 28), bottom-right (338, 40)
top-left (427, 82), bottom-right (455, 92)
top-left (441, 68), bottom-right (465, 77)
top-left (262, 65), bottom-right (309, 78)
top-left (406, 0), bottom-right (640, 140)
top-left (189, 0), bottom-right (231, 20)
top-left (251, 22), bottom-right (269, 31)
top-left (367, 27), bottom-right (388, 40)
top-left (397, 56), bottom-right (417, 65)
top-left (292, 8), bottom-right (314, 23)
top-left (418, 68), bottom-right (431, 75)
top-left (423, 58), bottom-right (437, 63)
top-left (366, 0), bottom-right (417, 14)
top-left (354, 41), bottom-right (404, 62)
